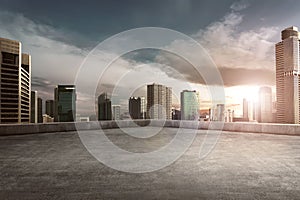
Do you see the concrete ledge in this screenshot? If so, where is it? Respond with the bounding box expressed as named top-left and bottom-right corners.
top-left (1, 120), bottom-right (300, 136)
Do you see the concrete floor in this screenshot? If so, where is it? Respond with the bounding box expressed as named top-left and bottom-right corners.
top-left (0, 128), bottom-right (300, 199)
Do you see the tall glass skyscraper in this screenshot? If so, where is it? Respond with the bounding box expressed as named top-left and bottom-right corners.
top-left (0, 38), bottom-right (31, 124)
top-left (54, 85), bottom-right (76, 122)
top-left (275, 26), bottom-right (300, 124)
top-left (180, 90), bottom-right (199, 120)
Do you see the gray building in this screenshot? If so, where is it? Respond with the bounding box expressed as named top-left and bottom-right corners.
top-left (180, 90), bottom-right (199, 120)
top-left (147, 83), bottom-right (172, 119)
top-left (37, 97), bottom-right (43, 123)
top-left (257, 87), bottom-right (273, 123)
top-left (276, 26), bottom-right (300, 124)
top-left (0, 38), bottom-right (31, 124)
top-left (45, 100), bottom-right (54, 118)
top-left (54, 85), bottom-right (76, 122)
top-left (112, 105), bottom-right (121, 120)
top-left (98, 93), bottom-right (112, 120)
top-left (30, 91), bottom-right (38, 123)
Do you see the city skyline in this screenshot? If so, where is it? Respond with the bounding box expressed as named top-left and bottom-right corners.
top-left (1, 0), bottom-right (299, 116)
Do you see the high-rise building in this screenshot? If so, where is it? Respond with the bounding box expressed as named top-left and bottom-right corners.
top-left (243, 98), bottom-right (249, 121)
top-left (140, 97), bottom-right (146, 119)
top-left (112, 105), bottom-right (121, 120)
top-left (0, 38), bottom-right (31, 124)
top-left (276, 26), bottom-right (300, 124)
top-left (216, 104), bottom-right (225, 121)
top-left (45, 100), bottom-right (54, 118)
top-left (129, 97), bottom-right (141, 119)
top-left (37, 97), bottom-right (43, 123)
top-left (54, 85), bottom-right (76, 122)
top-left (147, 83), bottom-right (172, 119)
top-left (180, 90), bottom-right (199, 120)
top-left (257, 86), bottom-right (273, 123)
top-left (98, 93), bottom-right (112, 120)
top-left (30, 91), bottom-right (38, 123)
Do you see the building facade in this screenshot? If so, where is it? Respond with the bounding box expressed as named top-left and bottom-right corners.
top-left (45, 100), bottom-right (54, 118)
top-left (276, 26), bottom-right (300, 124)
top-left (0, 38), bottom-right (31, 124)
top-left (37, 97), bottom-right (43, 123)
top-left (98, 93), bottom-right (112, 120)
top-left (257, 86), bottom-right (273, 123)
top-left (147, 83), bottom-right (172, 119)
top-left (54, 85), bottom-right (76, 122)
top-left (112, 105), bottom-right (121, 120)
top-left (129, 97), bottom-right (141, 119)
top-left (180, 90), bottom-right (199, 120)
top-left (30, 91), bottom-right (38, 123)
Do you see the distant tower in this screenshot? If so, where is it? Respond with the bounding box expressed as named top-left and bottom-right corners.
top-left (216, 104), bottom-right (225, 121)
top-left (54, 85), bottom-right (76, 122)
top-left (30, 91), bottom-right (38, 123)
top-left (243, 98), bottom-right (249, 121)
top-left (129, 97), bottom-right (141, 119)
top-left (98, 93), bottom-right (112, 120)
top-left (0, 38), bottom-right (31, 124)
top-left (112, 105), bottom-right (121, 120)
top-left (180, 90), bottom-right (199, 120)
top-left (257, 86), bottom-right (273, 123)
top-left (147, 83), bottom-right (172, 119)
top-left (45, 100), bottom-right (54, 118)
top-left (37, 97), bottom-right (43, 123)
top-left (276, 26), bottom-right (300, 124)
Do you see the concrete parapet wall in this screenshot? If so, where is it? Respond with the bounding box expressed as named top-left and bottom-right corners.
top-left (0, 120), bottom-right (300, 136)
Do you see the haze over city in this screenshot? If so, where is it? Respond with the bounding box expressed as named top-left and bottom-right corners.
top-left (1, 0), bottom-right (300, 117)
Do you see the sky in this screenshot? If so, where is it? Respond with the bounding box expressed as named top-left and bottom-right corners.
top-left (1, 0), bottom-right (300, 116)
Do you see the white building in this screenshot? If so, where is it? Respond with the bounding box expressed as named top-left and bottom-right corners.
top-left (276, 26), bottom-right (300, 124)
top-left (112, 105), bottom-right (121, 120)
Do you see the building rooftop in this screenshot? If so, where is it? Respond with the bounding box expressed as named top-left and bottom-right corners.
top-left (1, 127), bottom-right (300, 199)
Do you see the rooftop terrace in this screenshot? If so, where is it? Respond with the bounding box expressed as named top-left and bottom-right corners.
top-left (1, 122), bottom-right (300, 199)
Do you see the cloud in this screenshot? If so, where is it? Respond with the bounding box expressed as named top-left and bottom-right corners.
top-left (230, 0), bottom-right (249, 11)
top-left (152, 10), bottom-right (278, 86)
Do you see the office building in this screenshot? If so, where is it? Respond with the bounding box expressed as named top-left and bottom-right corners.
top-left (216, 104), bottom-right (225, 121)
top-left (129, 97), bottom-right (141, 119)
top-left (257, 86), bottom-right (273, 123)
top-left (0, 38), bottom-right (31, 124)
top-left (140, 97), bottom-right (146, 119)
top-left (98, 93), bottom-right (112, 120)
top-left (54, 85), bottom-right (76, 122)
top-left (147, 83), bottom-right (172, 119)
top-left (45, 100), bottom-right (54, 118)
top-left (30, 91), bottom-right (38, 123)
top-left (243, 98), bottom-right (249, 121)
top-left (180, 90), bottom-right (199, 120)
top-left (37, 97), bottom-right (43, 123)
top-left (276, 26), bottom-right (300, 124)
top-left (112, 105), bottom-right (121, 120)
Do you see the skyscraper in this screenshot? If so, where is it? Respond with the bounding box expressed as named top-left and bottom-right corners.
top-left (0, 38), bottom-right (31, 124)
top-left (54, 85), bottom-right (76, 122)
top-left (45, 100), bottom-right (54, 118)
top-left (147, 83), bottom-right (172, 119)
top-left (98, 93), bottom-right (112, 120)
top-left (243, 98), bottom-right (249, 121)
top-left (30, 91), bottom-right (38, 123)
top-left (112, 105), bottom-right (121, 120)
top-left (257, 86), bottom-right (273, 123)
top-left (129, 97), bottom-right (141, 119)
top-left (37, 97), bottom-right (43, 123)
top-left (216, 104), bottom-right (225, 121)
top-left (180, 90), bottom-right (199, 120)
top-left (276, 26), bottom-right (300, 124)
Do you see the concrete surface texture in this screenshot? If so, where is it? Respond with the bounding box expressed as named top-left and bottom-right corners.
top-left (0, 127), bottom-right (300, 199)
